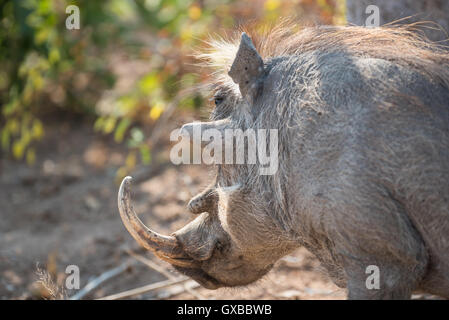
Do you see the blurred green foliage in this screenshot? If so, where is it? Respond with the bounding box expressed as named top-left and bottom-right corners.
top-left (0, 0), bottom-right (343, 178)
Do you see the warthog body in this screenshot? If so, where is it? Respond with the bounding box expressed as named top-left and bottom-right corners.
top-left (118, 25), bottom-right (449, 299)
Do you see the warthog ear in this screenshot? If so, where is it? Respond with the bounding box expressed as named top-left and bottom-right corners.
top-left (228, 33), bottom-right (264, 101)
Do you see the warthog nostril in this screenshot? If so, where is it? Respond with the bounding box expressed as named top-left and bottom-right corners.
top-left (187, 197), bottom-right (203, 214)
top-left (187, 186), bottom-right (219, 215)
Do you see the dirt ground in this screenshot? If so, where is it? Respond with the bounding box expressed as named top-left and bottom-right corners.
top-left (0, 114), bottom-right (347, 300)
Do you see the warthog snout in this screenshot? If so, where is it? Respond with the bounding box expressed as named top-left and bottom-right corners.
top-left (118, 176), bottom-right (286, 289)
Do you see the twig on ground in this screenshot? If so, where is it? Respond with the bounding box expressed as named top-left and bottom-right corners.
top-left (96, 278), bottom-right (189, 300)
top-left (181, 283), bottom-right (206, 300)
top-left (126, 249), bottom-right (205, 300)
top-left (156, 280), bottom-right (202, 299)
top-left (126, 249), bottom-right (179, 280)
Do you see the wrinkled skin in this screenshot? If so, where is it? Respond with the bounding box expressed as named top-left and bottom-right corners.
top-left (118, 26), bottom-right (449, 299)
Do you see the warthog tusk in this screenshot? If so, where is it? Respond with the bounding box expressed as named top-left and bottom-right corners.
top-left (117, 176), bottom-right (198, 268)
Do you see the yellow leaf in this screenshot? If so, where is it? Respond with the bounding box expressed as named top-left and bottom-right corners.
top-left (8, 119), bottom-right (19, 134)
top-left (149, 102), bottom-right (164, 120)
top-left (180, 27), bottom-right (193, 42)
top-left (103, 117), bottom-right (117, 134)
top-left (264, 0), bottom-right (280, 11)
top-left (125, 152), bottom-right (136, 169)
top-left (35, 29), bottom-right (49, 45)
top-left (26, 148), bottom-right (36, 165)
top-left (94, 117), bottom-right (105, 132)
top-left (32, 119), bottom-right (44, 140)
top-left (188, 5), bottom-right (202, 20)
top-left (12, 140), bottom-right (25, 159)
top-left (49, 48), bottom-right (60, 64)
top-left (139, 73), bottom-right (158, 94)
top-left (115, 166), bottom-right (128, 184)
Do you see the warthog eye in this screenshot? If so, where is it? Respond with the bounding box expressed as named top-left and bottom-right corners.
top-left (214, 96), bottom-right (224, 106)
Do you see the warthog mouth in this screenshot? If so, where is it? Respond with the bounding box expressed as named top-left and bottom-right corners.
top-left (173, 266), bottom-right (223, 289)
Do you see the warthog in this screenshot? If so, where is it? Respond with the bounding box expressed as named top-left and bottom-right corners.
top-left (118, 25), bottom-right (449, 299)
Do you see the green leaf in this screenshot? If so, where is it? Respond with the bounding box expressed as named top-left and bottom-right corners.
top-left (102, 117), bottom-right (116, 134)
top-left (49, 47), bottom-right (60, 64)
top-left (12, 140), bottom-right (25, 159)
top-left (1, 128), bottom-right (10, 151)
top-left (31, 119), bottom-right (44, 140)
top-left (138, 72), bottom-right (159, 94)
top-left (139, 144), bottom-right (151, 165)
top-left (114, 118), bottom-right (131, 143)
top-left (94, 117), bottom-right (105, 132)
top-left (26, 148), bottom-right (36, 165)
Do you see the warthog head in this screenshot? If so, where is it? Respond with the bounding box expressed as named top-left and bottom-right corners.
top-left (118, 32), bottom-right (297, 288)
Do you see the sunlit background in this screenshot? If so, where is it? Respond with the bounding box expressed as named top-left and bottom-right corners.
top-left (0, 0), bottom-right (345, 177)
top-left (2, 0), bottom-right (446, 300)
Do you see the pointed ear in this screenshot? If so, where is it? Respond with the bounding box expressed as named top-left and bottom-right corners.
top-left (228, 33), bottom-right (264, 100)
